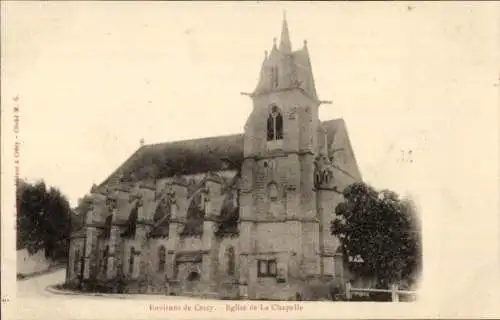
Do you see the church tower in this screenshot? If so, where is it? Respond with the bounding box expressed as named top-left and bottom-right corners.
top-left (238, 14), bottom-right (327, 300)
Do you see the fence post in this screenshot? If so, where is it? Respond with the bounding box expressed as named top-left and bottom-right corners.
top-left (391, 284), bottom-right (399, 302)
top-left (345, 281), bottom-right (352, 300)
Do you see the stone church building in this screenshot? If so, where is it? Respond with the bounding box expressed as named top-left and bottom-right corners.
top-left (67, 16), bottom-right (362, 300)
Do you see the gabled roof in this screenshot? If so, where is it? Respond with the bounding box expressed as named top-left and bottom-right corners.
top-left (100, 133), bottom-right (244, 186)
top-left (98, 118), bottom-right (358, 188)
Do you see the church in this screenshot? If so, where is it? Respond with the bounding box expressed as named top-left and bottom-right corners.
top-left (67, 15), bottom-right (362, 300)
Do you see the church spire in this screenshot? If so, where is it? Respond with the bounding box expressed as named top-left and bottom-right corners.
top-left (279, 11), bottom-right (291, 53)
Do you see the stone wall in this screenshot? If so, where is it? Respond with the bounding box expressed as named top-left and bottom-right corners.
top-left (66, 240), bottom-right (84, 283)
top-left (69, 114), bottom-right (361, 299)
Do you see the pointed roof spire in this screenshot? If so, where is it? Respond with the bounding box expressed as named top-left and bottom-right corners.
top-left (279, 10), bottom-right (291, 53)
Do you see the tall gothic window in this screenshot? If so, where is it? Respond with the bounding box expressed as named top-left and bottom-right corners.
top-left (267, 105), bottom-right (283, 141)
top-left (226, 246), bottom-right (235, 276)
top-left (122, 203), bottom-right (138, 239)
top-left (150, 196), bottom-right (171, 239)
top-left (158, 246), bottom-right (166, 272)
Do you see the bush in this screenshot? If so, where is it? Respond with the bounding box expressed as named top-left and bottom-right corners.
top-left (302, 279), bottom-right (344, 301)
top-left (349, 295), bottom-right (375, 301)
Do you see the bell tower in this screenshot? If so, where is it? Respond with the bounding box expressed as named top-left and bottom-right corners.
top-left (238, 13), bottom-right (327, 300)
top-left (242, 13), bottom-right (321, 158)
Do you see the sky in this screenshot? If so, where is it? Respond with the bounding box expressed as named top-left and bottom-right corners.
top-left (2, 1), bottom-right (500, 311)
top-left (3, 1), bottom-right (497, 208)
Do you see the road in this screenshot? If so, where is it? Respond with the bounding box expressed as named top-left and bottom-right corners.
top-left (13, 268), bottom-right (221, 320)
top-left (17, 268), bottom-right (66, 298)
top-left (16, 268), bottom-right (203, 300)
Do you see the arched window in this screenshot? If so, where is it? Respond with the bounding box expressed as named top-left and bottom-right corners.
top-left (181, 191), bottom-right (205, 236)
top-left (226, 247), bottom-right (235, 276)
top-left (150, 197), bottom-right (171, 239)
top-left (268, 182), bottom-right (279, 201)
top-left (122, 203), bottom-right (138, 239)
top-left (158, 246), bottom-right (166, 272)
top-left (129, 247), bottom-right (135, 275)
top-left (267, 105), bottom-right (283, 141)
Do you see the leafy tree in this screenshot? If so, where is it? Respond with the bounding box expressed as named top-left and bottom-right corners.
top-left (331, 182), bottom-right (422, 288)
top-left (16, 179), bottom-right (73, 261)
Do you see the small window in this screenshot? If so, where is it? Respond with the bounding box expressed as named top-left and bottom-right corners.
top-left (226, 247), bottom-right (235, 276)
top-left (187, 271), bottom-right (200, 281)
top-left (268, 183), bottom-right (279, 201)
top-left (129, 247), bottom-right (135, 275)
top-left (315, 172), bottom-right (321, 186)
top-left (102, 246), bottom-right (109, 274)
top-left (73, 249), bottom-right (80, 273)
top-left (199, 191), bottom-right (207, 211)
top-left (258, 260), bottom-right (267, 275)
top-left (269, 260), bottom-right (277, 275)
top-left (257, 259), bottom-right (277, 277)
top-left (158, 246), bottom-right (166, 272)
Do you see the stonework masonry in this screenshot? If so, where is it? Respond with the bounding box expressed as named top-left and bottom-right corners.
top-left (67, 16), bottom-right (362, 300)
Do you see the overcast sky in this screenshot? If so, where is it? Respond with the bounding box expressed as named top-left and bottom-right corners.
top-left (3, 1), bottom-right (496, 208)
top-left (2, 1), bottom-right (500, 311)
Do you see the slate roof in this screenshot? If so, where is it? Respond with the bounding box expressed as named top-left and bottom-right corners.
top-left (99, 119), bottom-right (355, 187)
top-left (100, 133), bottom-right (244, 186)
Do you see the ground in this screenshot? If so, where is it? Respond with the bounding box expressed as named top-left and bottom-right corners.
top-left (17, 268), bottom-right (66, 298)
top-left (17, 268), bottom-right (203, 301)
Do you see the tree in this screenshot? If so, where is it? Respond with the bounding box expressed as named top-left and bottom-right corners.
top-left (16, 179), bottom-right (73, 261)
top-left (331, 182), bottom-right (422, 288)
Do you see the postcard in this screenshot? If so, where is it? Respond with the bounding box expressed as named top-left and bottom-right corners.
top-left (2, 1), bottom-right (500, 319)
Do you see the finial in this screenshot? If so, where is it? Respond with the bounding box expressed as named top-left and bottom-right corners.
top-left (140, 138), bottom-right (145, 146)
top-left (265, 50), bottom-right (268, 59)
top-left (273, 37), bottom-right (277, 46)
top-left (304, 39), bottom-right (308, 47)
